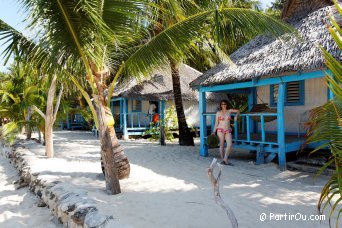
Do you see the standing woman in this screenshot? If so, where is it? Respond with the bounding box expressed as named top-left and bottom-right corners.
top-left (212, 100), bottom-right (240, 166)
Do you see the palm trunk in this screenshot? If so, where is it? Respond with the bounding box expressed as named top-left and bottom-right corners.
top-left (170, 61), bottom-right (194, 146)
top-left (45, 75), bottom-right (57, 158)
top-left (91, 66), bottom-right (130, 195)
top-left (25, 106), bottom-right (33, 139)
top-left (96, 100), bottom-right (130, 194)
top-left (33, 74), bottom-right (63, 157)
top-left (37, 127), bottom-right (41, 143)
top-left (96, 102), bottom-right (120, 194)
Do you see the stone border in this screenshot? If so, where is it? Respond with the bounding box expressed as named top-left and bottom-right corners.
top-left (2, 140), bottom-right (116, 228)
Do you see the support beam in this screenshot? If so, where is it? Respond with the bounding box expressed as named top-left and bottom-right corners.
top-left (119, 99), bottom-right (123, 129)
top-left (122, 98), bottom-right (128, 140)
top-left (199, 91), bottom-right (208, 157)
top-left (256, 145), bottom-right (265, 165)
top-left (66, 114), bottom-right (71, 129)
top-left (246, 116), bottom-right (250, 142)
top-left (159, 100), bottom-right (165, 125)
top-left (277, 83), bottom-right (286, 171)
top-left (248, 87), bottom-right (257, 133)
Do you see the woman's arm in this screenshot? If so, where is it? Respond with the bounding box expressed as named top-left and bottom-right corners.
top-left (230, 109), bottom-right (240, 121)
top-left (212, 112), bottom-right (219, 134)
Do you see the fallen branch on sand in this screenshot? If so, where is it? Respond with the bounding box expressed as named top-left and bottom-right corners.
top-left (208, 158), bottom-right (238, 228)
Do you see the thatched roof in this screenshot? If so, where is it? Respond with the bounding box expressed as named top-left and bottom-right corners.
top-left (114, 64), bottom-right (226, 101)
top-left (281, 0), bottom-right (332, 21)
top-left (190, 2), bottom-right (341, 88)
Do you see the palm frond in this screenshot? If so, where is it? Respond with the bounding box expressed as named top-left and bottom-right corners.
top-left (0, 19), bottom-right (37, 64)
top-left (306, 6), bottom-right (342, 227)
top-left (121, 8), bottom-right (296, 80)
top-left (67, 71), bottom-right (99, 128)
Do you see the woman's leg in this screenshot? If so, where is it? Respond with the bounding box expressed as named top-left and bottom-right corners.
top-left (223, 132), bottom-right (233, 163)
top-left (217, 131), bottom-right (225, 160)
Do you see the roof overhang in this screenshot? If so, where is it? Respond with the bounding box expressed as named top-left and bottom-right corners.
top-left (199, 70), bottom-right (328, 93)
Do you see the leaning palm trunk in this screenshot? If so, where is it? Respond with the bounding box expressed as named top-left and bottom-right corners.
top-left (95, 100), bottom-right (123, 194)
top-left (96, 100), bottom-right (130, 181)
top-left (91, 67), bottom-right (130, 194)
top-left (170, 61), bottom-right (194, 146)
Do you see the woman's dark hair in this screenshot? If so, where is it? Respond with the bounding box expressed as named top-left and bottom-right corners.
top-left (219, 100), bottom-right (229, 110)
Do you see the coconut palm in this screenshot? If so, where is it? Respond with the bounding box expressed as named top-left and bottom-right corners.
top-left (306, 1), bottom-right (342, 226)
top-left (0, 62), bottom-right (44, 142)
top-left (151, 0), bottom-right (264, 146)
top-left (1, 0), bottom-right (295, 194)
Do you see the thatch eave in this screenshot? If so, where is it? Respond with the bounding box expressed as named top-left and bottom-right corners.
top-left (114, 64), bottom-right (226, 102)
top-left (190, 4), bottom-right (340, 89)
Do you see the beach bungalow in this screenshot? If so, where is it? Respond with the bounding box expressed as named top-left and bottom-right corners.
top-left (110, 64), bottom-right (225, 139)
top-left (189, 0), bottom-right (341, 170)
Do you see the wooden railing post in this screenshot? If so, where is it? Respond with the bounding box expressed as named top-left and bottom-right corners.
top-left (277, 83), bottom-right (286, 171)
top-left (261, 115), bottom-right (265, 142)
top-left (123, 98), bottom-right (128, 140)
top-left (246, 116), bottom-right (251, 142)
top-left (199, 89), bottom-right (208, 157)
top-left (234, 119), bottom-right (238, 142)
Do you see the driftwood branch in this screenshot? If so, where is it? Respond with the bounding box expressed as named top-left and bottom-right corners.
top-left (208, 158), bottom-right (238, 228)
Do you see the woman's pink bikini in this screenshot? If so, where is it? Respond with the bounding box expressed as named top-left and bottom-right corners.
top-left (217, 113), bottom-right (232, 135)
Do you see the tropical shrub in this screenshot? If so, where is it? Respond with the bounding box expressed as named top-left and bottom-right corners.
top-left (143, 105), bottom-right (179, 141)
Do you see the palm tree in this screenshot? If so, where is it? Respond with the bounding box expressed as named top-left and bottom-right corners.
top-left (0, 62), bottom-right (44, 142)
top-left (1, 0), bottom-right (295, 194)
top-left (306, 1), bottom-right (342, 226)
top-left (146, 0), bottom-right (265, 146)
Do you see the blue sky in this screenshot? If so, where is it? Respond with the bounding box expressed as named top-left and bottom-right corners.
top-left (260, 0), bottom-right (275, 9)
top-left (0, 0), bottom-right (28, 72)
top-left (0, 0), bottom-right (275, 72)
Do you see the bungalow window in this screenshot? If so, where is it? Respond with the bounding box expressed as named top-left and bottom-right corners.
top-left (270, 81), bottom-right (305, 106)
top-left (132, 100), bottom-right (142, 112)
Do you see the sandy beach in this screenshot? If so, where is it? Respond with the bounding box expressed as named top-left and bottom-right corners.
top-left (1, 130), bottom-right (334, 227)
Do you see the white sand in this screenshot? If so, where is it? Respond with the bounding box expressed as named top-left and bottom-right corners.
top-left (0, 146), bottom-right (62, 228)
top-left (6, 131), bottom-right (334, 227)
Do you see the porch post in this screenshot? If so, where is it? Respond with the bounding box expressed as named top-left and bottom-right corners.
top-left (199, 89), bottom-right (208, 156)
top-left (159, 100), bottom-right (166, 145)
top-left (66, 113), bottom-right (71, 129)
top-left (159, 100), bottom-right (165, 125)
top-left (277, 83), bottom-right (286, 171)
top-left (123, 98), bottom-right (128, 140)
top-left (248, 87), bottom-right (257, 133)
top-left (119, 98), bottom-right (123, 129)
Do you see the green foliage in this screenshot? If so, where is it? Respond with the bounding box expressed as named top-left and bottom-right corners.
top-left (164, 105), bottom-right (178, 130)
top-left (0, 62), bottom-right (45, 142)
top-left (265, 0), bottom-right (284, 19)
top-left (306, 2), bottom-right (342, 226)
top-left (143, 105), bottom-right (178, 141)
